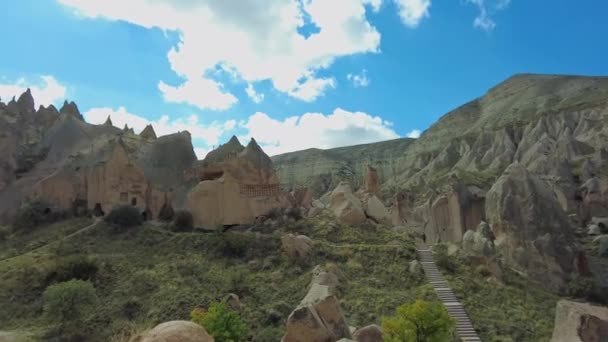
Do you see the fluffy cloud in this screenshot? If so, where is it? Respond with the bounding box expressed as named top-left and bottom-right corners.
top-left (58, 0), bottom-right (383, 109)
top-left (0, 75), bottom-right (66, 107)
top-left (83, 106), bottom-right (236, 153)
top-left (393, 0), bottom-right (431, 27)
top-left (239, 108), bottom-right (400, 156)
top-left (347, 69), bottom-right (370, 87)
top-left (466, 0), bottom-right (511, 31)
top-left (406, 129), bottom-right (421, 138)
top-left (245, 83), bottom-right (264, 104)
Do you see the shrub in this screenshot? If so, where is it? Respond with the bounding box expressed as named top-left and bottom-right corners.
top-left (172, 210), bottom-right (194, 232)
top-left (191, 302), bottom-right (248, 342)
top-left (13, 199), bottom-right (67, 231)
top-left (215, 233), bottom-right (249, 258)
top-left (43, 280), bottom-right (99, 337)
top-left (565, 276), bottom-right (596, 300)
top-left (382, 299), bottom-right (455, 342)
top-left (0, 225), bottom-right (10, 241)
top-left (433, 244), bottom-right (458, 274)
top-left (46, 255), bottom-right (99, 284)
top-left (158, 203), bottom-right (175, 222)
top-left (105, 205), bottom-right (143, 228)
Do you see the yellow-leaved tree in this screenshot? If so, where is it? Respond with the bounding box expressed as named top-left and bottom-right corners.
top-left (382, 299), bottom-right (455, 342)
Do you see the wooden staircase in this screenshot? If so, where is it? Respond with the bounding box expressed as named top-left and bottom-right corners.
top-left (416, 246), bottom-right (482, 342)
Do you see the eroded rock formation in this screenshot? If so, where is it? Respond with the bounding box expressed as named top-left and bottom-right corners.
top-left (186, 137), bottom-right (288, 228)
top-left (134, 320), bottom-right (214, 342)
top-left (551, 300), bottom-right (608, 342)
top-left (486, 162), bottom-right (577, 289)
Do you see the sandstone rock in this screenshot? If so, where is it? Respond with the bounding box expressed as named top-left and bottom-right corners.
top-left (140, 124), bottom-right (157, 140)
top-left (282, 266), bottom-right (351, 342)
top-left (329, 182), bottom-right (366, 225)
top-left (408, 260), bottom-right (422, 274)
top-left (364, 195), bottom-right (391, 224)
top-left (224, 293), bottom-right (242, 311)
top-left (312, 199), bottom-right (325, 209)
top-left (365, 166), bottom-right (380, 195)
top-left (550, 300), bottom-right (608, 342)
top-left (486, 162), bottom-right (576, 290)
top-left (136, 320), bottom-right (214, 342)
top-left (186, 137), bottom-right (288, 228)
top-left (352, 324), bottom-right (383, 342)
top-left (307, 206), bottom-right (323, 218)
top-left (282, 234), bottom-right (314, 259)
top-left (588, 224), bottom-right (601, 236)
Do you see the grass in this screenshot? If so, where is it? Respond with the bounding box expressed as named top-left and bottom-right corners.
top-left (0, 213), bottom-right (423, 341)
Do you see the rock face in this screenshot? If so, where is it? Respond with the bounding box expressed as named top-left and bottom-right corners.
top-left (363, 195), bottom-right (391, 224)
top-left (282, 234), bottom-right (314, 259)
top-left (486, 163), bottom-right (577, 289)
top-left (365, 166), bottom-right (380, 195)
top-left (135, 320), bottom-right (214, 342)
top-left (352, 325), bottom-right (383, 342)
top-left (283, 266), bottom-right (351, 342)
top-left (329, 182), bottom-right (366, 225)
top-left (186, 137), bottom-right (288, 228)
top-left (272, 138), bottom-right (415, 197)
top-left (550, 300), bottom-right (608, 342)
top-left (0, 90), bottom-right (198, 224)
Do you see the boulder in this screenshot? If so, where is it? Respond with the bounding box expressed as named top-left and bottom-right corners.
top-left (485, 163), bottom-right (577, 290)
top-left (550, 300), bottom-right (608, 342)
top-left (282, 234), bottom-right (314, 259)
top-left (587, 224), bottom-right (601, 236)
top-left (352, 324), bottom-right (383, 342)
top-left (408, 260), bottom-right (422, 274)
top-left (329, 182), bottom-right (366, 225)
top-left (283, 266), bottom-right (351, 342)
top-left (224, 293), bottom-right (242, 311)
top-left (364, 195), bottom-right (391, 224)
top-left (135, 321), bottom-right (214, 342)
top-left (593, 235), bottom-right (608, 257)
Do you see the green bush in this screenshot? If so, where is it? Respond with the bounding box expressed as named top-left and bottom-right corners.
top-left (0, 225), bottom-right (10, 241)
top-left (434, 244), bottom-right (458, 274)
top-left (158, 203), bottom-right (175, 222)
top-left (43, 280), bottom-right (99, 337)
top-left (172, 210), bottom-right (194, 232)
top-left (46, 255), bottom-right (99, 284)
top-left (382, 299), bottom-right (455, 342)
top-left (13, 199), bottom-right (68, 231)
top-left (191, 302), bottom-right (248, 342)
top-left (104, 205), bottom-right (143, 228)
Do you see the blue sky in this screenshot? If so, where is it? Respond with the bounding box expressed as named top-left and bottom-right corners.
top-left (1, 0), bottom-right (607, 157)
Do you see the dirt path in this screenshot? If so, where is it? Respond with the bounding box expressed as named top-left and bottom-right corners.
top-left (0, 218), bottom-right (101, 263)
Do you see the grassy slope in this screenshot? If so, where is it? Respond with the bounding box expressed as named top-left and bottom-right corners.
top-left (0, 214), bottom-right (423, 341)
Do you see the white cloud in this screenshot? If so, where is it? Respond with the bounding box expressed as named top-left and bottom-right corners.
top-left (83, 106), bottom-right (236, 148)
top-left (347, 69), bottom-right (370, 87)
top-left (245, 83), bottom-right (264, 104)
top-left (58, 0), bottom-right (383, 108)
top-left (406, 129), bottom-right (421, 138)
top-left (239, 108), bottom-right (400, 156)
top-left (0, 75), bottom-right (66, 108)
top-left (466, 0), bottom-right (510, 32)
top-left (393, 0), bottom-right (431, 27)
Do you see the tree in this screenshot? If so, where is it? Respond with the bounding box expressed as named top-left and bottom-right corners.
top-left (382, 299), bottom-right (455, 342)
top-left (191, 302), bottom-right (248, 342)
top-left (43, 279), bottom-right (99, 336)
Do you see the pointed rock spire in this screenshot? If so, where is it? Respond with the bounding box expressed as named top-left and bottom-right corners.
top-left (17, 88), bottom-right (35, 114)
top-left (140, 124), bottom-right (157, 140)
top-left (104, 115), bottom-right (113, 126)
top-left (123, 124), bottom-right (130, 131)
top-left (60, 100), bottom-right (84, 121)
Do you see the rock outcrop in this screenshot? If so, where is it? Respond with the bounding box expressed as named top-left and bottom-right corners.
top-left (186, 137), bottom-right (288, 228)
top-left (140, 124), bottom-right (157, 140)
top-left (282, 233), bottom-right (314, 259)
top-left (134, 321), bottom-right (214, 342)
top-left (329, 182), bottom-right (366, 225)
top-left (550, 300), bottom-right (608, 342)
top-left (362, 194), bottom-right (391, 224)
top-left (352, 325), bottom-right (383, 342)
top-left (486, 163), bottom-right (577, 289)
top-left (283, 266), bottom-right (351, 342)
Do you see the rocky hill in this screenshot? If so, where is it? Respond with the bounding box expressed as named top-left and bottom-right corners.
top-left (271, 137), bottom-right (415, 196)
